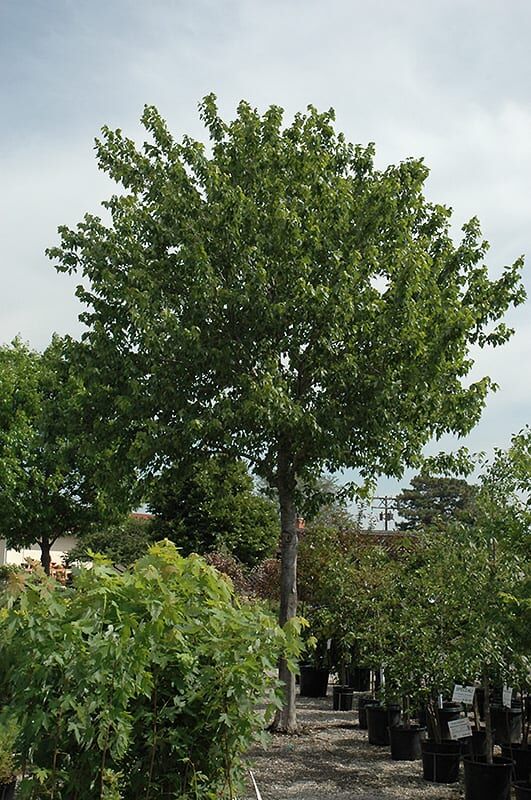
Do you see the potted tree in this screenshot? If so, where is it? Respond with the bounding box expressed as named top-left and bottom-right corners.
top-left (458, 437), bottom-right (530, 800)
top-left (298, 521), bottom-right (386, 711)
top-left (381, 531), bottom-right (467, 771)
top-left (501, 688), bottom-right (531, 789)
top-left (499, 665), bottom-right (531, 790)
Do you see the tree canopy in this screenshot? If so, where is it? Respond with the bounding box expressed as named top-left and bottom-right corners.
top-left (396, 474), bottom-right (478, 530)
top-left (0, 338), bottom-right (132, 572)
top-left (48, 95), bottom-right (525, 729)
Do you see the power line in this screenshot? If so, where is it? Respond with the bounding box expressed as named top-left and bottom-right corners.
top-left (370, 495), bottom-right (398, 531)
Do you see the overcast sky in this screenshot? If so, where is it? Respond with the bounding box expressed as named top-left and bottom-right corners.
top-left (1, 0), bottom-right (529, 502)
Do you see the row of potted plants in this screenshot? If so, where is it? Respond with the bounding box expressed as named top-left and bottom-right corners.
top-left (297, 662), bottom-right (529, 798)
top-left (298, 434), bottom-right (530, 799)
top-left (360, 689), bottom-right (530, 799)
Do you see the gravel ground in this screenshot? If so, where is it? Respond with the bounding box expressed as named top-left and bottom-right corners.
top-left (242, 693), bottom-right (465, 800)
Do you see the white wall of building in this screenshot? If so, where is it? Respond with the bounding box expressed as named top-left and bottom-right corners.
top-left (0, 536), bottom-right (77, 566)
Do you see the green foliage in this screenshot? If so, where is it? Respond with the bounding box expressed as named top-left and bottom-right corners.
top-left (0, 541), bottom-right (302, 799)
top-left (377, 531), bottom-right (479, 709)
top-left (47, 95), bottom-right (525, 501)
top-left (0, 337), bottom-right (134, 572)
top-left (298, 523), bottom-right (400, 675)
top-left (377, 434), bottom-right (530, 728)
top-left (203, 551), bottom-right (253, 596)
top-left (148, 457), bottom-right (279, 565)
top-left (455, 431), bottom-right (531, 686)
top-left (0, 716), bottom-right (18, 784)
top-left (396, 475), bottom-right (478, 530)
top-left (67, 516), bottom-right (156, 566)
top-left (0, 565), bottom-right (20, 585)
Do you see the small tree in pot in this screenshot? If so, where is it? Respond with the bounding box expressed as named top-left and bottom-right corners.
top-left (456, 433), bottom-right (530, 799)
top-left (379, 527), bottom-right (482, 761)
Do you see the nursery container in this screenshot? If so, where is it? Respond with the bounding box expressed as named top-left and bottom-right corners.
top-left (332, 684), bottom-right (350, 711)
top-left (500, 743), bottom-right (531, 782)
top-left (466, 728), bottom-right (493, 759)
top-left (421, 740), bottom-right (461, 783)
top-left (513, 781), bottom-right (531, 799)
top-left (347, 666), bottom-right (371, 692)
top-left (357, 696), bottom-right (377, 730)
top-left (490, 705), bottom-right (522, 744)
top-left (366, 704), bottom-right (401, 746)
top-left (437, 702), bottom-right (462, 739)
top-left (463, 755), bottom-right (513, 800)
top-left (389, 724), bottom-right (426, 761)
top-left (299, 665), bottom-right (329, 698)
top-left (338, 690), bottom-right (354, 711)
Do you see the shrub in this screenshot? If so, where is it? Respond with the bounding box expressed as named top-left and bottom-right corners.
top-left (0, 541), bottom-right (302, 799)
top-left (0, 717), bottom-right (18, 785)
top-left (66, 516), bottom-right (157, 567)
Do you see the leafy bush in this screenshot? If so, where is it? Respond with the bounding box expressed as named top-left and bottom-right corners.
top-left (0, 565), bottom-right (19, 583)
top-left (66, 515), bottom-right (156, 566)
top-left (148, 457), bottom-right (280, 565)
top-left (203, 550), bottom-right (251, 596)
top-left (0, 716), bottom-right (18, 784)
top-left (0, 541), bottom-right (302, 799)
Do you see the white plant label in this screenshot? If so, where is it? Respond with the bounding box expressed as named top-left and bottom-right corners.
top-left (503, 686), bottom-right (513, 708)
top-left (448, 717), bottom-right (472, 740)
top-left (326, 638), bottom-right (332, 650)
top-left (452, 684), bottom-right (476, 704)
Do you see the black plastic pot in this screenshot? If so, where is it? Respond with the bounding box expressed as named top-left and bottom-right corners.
top-left (332, 684), bottom-right (350, 711)
top-left (366, 704), bottom-right (401, 746)
top-left (347, 666), bottom-right (371, 692)
top-left (500, 743), bottom-right (531, 782)
top-left (437, 703), bottom-right (462, 739)
top-left (421, 740), bottom-right (461, 783)
top-left (514, 781), bottom-right (531, 799)
top-left (467, 729), bottom-right (494, 759)
top-left (0, 780), bottom-right (16, 800)
top-left (357, 697), bottom-right (377, 730)
top-left (490, 705), bottom-right (523, 744)
top-left (389, 724), bottom-right (426, 761)
top-left (463, 756), bottom-right (513, 800)
top-left (457, 736), bottom-right (473, 756)
top-left (338, 690), bottom-right (354, 711)
top-left (299, 665), bottom-right (329, 698)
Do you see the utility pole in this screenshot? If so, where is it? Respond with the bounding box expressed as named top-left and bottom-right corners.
top-left (371, 496), bottom-right (397, 531)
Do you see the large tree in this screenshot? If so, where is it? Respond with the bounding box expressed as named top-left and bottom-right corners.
top-left (47, 96), bottom-right (525, 730)
top-left (396, 474), bottom-right (478, 530)
top-left (0, 337), bottom-right (132, 573)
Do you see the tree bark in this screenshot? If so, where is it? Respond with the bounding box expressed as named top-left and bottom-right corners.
top-left (483, 668), bottom-right (493, 765)
top-left (40, 537), bottom-right (52, 576)
top-left (271, 448), bottom-right (298, 733)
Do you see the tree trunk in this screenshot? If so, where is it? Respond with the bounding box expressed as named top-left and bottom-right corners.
top-left (403, 695), bottom-right (411, 729)
top-left (427, 697), bottom-right (441, 743)
top-left (483, 668), bottom-right (493, 765)
top-left (271, 451), bottom-right (298, 733)
top-left (473, 691), bottom-right (481, 733)
top-left (40, 537), bottom-right (52, 576)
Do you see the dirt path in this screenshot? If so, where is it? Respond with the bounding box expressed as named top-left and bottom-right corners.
top-left (243, 694), bottom-right (464, 800)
